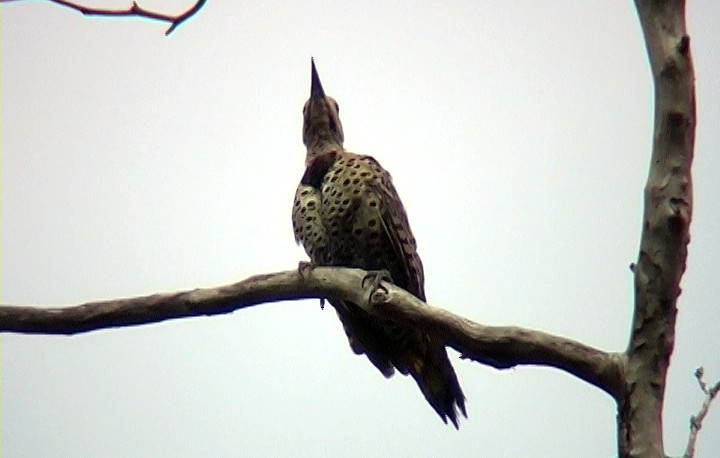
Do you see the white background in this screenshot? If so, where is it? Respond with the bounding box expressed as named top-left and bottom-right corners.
top-left (2, 1), bottom-right (719, 456)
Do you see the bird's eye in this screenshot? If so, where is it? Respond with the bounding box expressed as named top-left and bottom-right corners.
top-left (334, 102), bottom-right (340, 113)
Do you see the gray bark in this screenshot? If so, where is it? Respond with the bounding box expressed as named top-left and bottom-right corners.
top-left (620, 1), bottom-right (695, 456)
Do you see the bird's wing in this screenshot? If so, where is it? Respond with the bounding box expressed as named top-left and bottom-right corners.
top-left (360, 156), bottom-right (426, 301)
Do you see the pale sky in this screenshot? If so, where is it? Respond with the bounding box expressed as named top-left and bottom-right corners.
top-left (2, 1), bottom-right (719, 457)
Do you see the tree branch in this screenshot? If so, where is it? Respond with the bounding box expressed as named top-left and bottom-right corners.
top-left (0, 266), bottom-right (623, 399)
top-left (683, 368), bottom-right (720, 458)
top-left (622, 1), bottom-right (696, 457)
top-left (0, 0), bottom-right (207, 35)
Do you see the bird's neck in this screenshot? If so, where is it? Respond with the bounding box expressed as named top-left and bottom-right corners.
top-left (305, 136), bottom-right (343, 166)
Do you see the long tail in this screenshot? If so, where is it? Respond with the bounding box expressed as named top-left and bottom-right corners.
top-left (403, 335), bottom-right (467, 429)
top-left (333, 300), bottom-right (467, 427)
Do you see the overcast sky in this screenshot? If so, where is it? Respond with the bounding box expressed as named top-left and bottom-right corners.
top-left (2, 1), bottom-right (719, 457)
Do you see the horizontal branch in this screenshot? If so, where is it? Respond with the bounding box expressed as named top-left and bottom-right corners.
top-left (1, 0), bottom-right (207, 35)
top-left (0, 266), bottom-right (623, 398)
top-left (364, 283), bottom-right (625, 399)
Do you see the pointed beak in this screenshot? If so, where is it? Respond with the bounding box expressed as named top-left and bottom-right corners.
top-left (310, 58), bottom-right (325, 100)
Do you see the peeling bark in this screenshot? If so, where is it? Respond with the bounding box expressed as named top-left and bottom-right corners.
top-left (621, 1), bottom-right (696, 456)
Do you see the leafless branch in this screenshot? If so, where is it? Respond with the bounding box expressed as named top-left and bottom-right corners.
top-left (0, 266), bottom-right (624, 399)
top-left (0, 0), bottom-right (206, 35)
top-left (683, 368), bottom-right (720, 458)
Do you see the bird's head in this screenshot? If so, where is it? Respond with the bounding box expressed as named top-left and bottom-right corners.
top-left (302, 59), bottom-right (344, 157)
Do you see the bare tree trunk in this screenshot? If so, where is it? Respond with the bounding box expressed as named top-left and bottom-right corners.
top-left (619, 1), bottom-right (696, 456)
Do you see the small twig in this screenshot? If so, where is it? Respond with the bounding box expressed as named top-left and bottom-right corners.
top-left (0, 0), bottom-right (207, 35)
top-left (683, 367), bottom-right (720, 458)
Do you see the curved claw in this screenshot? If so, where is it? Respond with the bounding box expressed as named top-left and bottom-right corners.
top-left (297, 260), bottom-right (316, 278)
top-left (361, 269), bottom-right (394, 302)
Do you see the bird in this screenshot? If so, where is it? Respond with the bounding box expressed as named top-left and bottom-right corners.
top-left (292, 59), bottom-right (467, 428)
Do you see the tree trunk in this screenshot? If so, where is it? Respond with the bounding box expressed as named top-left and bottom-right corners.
top-left (620, 1), bottom-right (695, 456)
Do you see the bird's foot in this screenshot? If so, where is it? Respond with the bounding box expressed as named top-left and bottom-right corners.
top-left (297, 260), bottom-right (317, 278)
top-left (361, 269), bottom-right (393, 305)
top-left (297, 261), bottom-right (326, 310)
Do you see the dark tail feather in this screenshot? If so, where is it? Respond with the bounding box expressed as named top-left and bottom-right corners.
top-left (333, 300), bottom-right (395, 378)
top-left (331, 299), bottom-right (467, 426)
top-left (406, 341), bottom-right (467, 429)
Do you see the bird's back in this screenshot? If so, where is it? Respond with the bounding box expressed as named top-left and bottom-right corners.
top-left (293, 149), bottom-right (467, 427)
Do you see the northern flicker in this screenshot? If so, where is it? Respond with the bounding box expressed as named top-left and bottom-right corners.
top-left (292, 59), bottom-right (467, 428)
